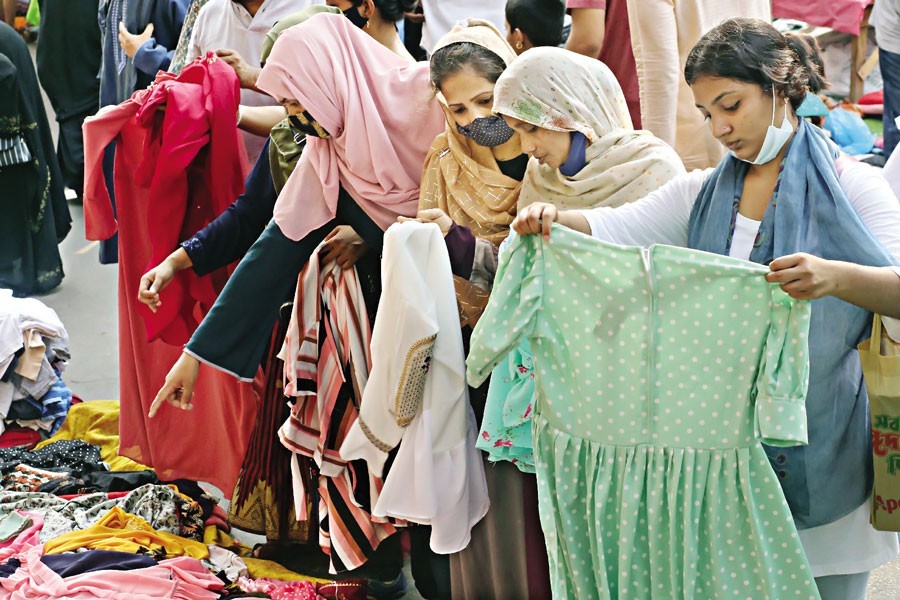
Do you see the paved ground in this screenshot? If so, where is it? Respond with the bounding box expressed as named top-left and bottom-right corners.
top-left (26, 40), bottom-right (899, 600)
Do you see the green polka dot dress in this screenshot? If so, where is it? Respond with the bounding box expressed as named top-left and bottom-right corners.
top-left (467, 226), bottom-right (820, 599)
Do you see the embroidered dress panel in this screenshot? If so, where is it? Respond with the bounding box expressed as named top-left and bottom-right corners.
top-left (466, 225), bottom-right (819, 599)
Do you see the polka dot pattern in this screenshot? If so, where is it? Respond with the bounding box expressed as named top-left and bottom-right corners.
top-left (467, 226), bottom-right (817, 599)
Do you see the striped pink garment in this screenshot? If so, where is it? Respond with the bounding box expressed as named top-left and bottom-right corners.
top-left (278, 248), bottom-right (397, 573)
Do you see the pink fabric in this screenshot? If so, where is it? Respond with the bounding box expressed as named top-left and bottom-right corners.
top-left (567, 0), bottom-right (606, 9)
top-left (255, 12), bottom-right (445, 241)
top-left (772, 0), bottom-right (872, 36)
top-left (237, 577), bottom-right (319, 597)
top-left (236, 576), bottom-right (368, 600)
top-left (81, 58), bottom-right (261, 494)
top-left (0, 512), bottom-right (42, 559)
top-left (1, 545), bottom-right (224, 599)
top-left (566, 0), bottom-right (640, 128)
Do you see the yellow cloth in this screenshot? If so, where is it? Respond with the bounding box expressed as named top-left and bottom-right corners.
top-left (203, 526), bottom-right (329, 583)
top-left (244, 558), bottom-right (330, 583)
top-left (35, 400), bottom-right (149, 472)
top-left (43, 506), bottom-right (209, 559)
top-left (419, 19), bottom-right (521, 246)
top-left (493, 47), bottom-right (686, 211)
top-left (203, 525), bottom-right (250, 555)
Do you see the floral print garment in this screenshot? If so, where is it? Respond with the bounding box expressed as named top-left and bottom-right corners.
top-left (0, 483), bottom-right (202, 541)
top-left (476, 341), bottom-right (536, 472)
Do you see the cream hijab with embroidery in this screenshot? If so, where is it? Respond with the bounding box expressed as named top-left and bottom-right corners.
top-left (493, 47), bottom-right (685, 210)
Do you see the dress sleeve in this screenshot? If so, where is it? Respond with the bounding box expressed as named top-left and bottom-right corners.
top-left (577, 168), bottom-right (711, 247)
top-left (132, 39), bottom-right (171, 76)
top-left (132, 0), bottom-right (188, 76)
top-left (753, 289), bottom-right (812, 447)
top-left (444, 224), bottom-right (499, 291)
top-left (465, 233), bottom-right (543, 388)
top-left (444, 224), bottom-right (476, 279)
top-left (566, 0), bottom-right (606, 9)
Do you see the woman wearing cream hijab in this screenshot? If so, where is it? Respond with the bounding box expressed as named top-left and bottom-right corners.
top-left (495, 46), bottom-right (684, 211)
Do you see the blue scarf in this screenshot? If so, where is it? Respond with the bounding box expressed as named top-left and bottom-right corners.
top-left (687, 119), bottom-right (895, 528)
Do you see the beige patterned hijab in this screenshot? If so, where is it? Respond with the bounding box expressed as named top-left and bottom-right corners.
top-left (418, 19), bottom-right (521, 246)
top-left (493, 47), bottom-right (685, 210)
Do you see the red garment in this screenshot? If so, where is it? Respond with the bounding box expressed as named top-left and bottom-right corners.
top-left (0, 427), bottom-right (42, 449)
top-left (82, 55), bottom-right (259, 494)
top-left (567, 0), bottom-right (641, 129)
top-left (86, 54), bottom-right (250, 345)
top-left (57, 491), bottom-right (130, 501)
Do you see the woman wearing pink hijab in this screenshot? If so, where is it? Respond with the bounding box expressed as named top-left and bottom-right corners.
top-left (149, 12), bottom-right (444, 411)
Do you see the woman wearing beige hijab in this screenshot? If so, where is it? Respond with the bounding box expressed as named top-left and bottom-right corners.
top-left (495, 45), bottom-right (685, 212)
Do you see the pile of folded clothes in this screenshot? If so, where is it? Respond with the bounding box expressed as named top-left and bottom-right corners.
top-left (0, 291), bottom-right (73, 444)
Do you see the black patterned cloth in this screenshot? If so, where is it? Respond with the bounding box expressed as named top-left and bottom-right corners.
top-left (0, 440), bottom-right (105, 477)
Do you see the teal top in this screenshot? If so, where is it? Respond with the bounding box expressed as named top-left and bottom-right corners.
top-left (467, 226), bottom-right (819, 599)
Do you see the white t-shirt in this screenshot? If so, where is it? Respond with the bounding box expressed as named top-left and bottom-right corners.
top-left (730, 212), bottom-right (760, 260)
top-left (188, 0), bottom-right (320, 159)
top-left (873, 0), bottom-right (900, 55)
top-left (419, 0), bottom-right (507, 51)
top-left (578, 160), bottom-right (900, 576)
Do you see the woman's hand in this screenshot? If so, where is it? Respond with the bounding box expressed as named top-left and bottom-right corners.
top-left (319, 226), bottom-right (369, 269)
top-left (138, 248), bottom-right (192, 313)
top-left (397, 208), bottom-right (453, 236)
top-left (767, 253), bottom-right (900, 320)
top-left (148, 352), bottom-right (200, 417)
top-left (512, 202), bottom-right (559, 241)
top-left (216, 49), bottom-right (261, 91)
top-left (118, 22), bottom-right (154, 58)
top-left (766, 253), bottom-right (838, 299)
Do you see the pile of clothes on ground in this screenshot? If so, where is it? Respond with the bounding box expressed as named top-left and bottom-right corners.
top-left (0, 294), bottom-right (367, 598)
top-left (0, 291), bottom-right (73, 445)
top-left (0, 394), bottom-right (366, 598)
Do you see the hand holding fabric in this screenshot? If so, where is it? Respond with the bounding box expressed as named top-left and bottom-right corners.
top-left (318, 225), bottom-right (369, 270)
top-left (215, 49), bottom-right (261, 91)
top-left (765, 253), bottom-right (838, 300)
top-left (512, 202), bottom-right (558, 241)
top-left (118, 22), bottom-right (154, 58)
top-left (138, 248), bottom-right (193, 313)
top-left (148, 353), bottom-right (200, 417)
top-left (398, 208), bottom-right (453, 236)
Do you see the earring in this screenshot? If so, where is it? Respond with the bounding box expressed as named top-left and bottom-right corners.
top-left (365, 21), bottom-right (370, 29)
top-left (516, 42), bottom-right (523, 50)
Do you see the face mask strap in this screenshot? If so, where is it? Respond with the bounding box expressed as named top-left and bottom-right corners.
top-left (771, 93), bottom-right (776, 126)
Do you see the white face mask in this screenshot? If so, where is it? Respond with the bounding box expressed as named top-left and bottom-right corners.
top-left (740, 95), bottom-right (793, 165)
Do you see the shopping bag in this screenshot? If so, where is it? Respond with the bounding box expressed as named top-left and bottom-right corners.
top-left (823, 107), bottom-right (876, 155)
top-left (858, 314), bottom-right (900, 531)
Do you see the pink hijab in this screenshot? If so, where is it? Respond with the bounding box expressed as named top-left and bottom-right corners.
top-left (256, 13), bottom-right (445, 241)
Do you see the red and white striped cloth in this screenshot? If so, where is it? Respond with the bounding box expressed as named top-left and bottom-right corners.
top-left (278, 244), bottom-right (397, 573)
